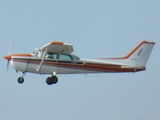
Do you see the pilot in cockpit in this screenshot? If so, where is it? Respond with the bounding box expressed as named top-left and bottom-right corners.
top-left (46, 53), bottom-right (54, 59)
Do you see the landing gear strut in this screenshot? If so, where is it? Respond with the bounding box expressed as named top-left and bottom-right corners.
top-left (46, 76), bottom-right (58, 85)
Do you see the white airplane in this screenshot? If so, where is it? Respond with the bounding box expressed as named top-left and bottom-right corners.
top-left (4, 40), bottom-right (155, 85)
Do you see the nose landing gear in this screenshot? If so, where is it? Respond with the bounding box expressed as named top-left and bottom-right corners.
top-left (17, 72), bottom-right (25, 84)
top-left (18, 76), bottom-right (24, 84)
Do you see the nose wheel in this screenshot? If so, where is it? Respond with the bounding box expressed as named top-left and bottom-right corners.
top-left (46, 76), bottom-right (58, 85)
top-left (18, 77), bottom-right (24, 84)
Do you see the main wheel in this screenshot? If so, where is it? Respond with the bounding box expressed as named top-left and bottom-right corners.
top-left (46, 77), bottom-right (53, 85)
top-left (18, 77), bottom-right (24, 84)
top-left (51, 76), bottom-right (58, 84)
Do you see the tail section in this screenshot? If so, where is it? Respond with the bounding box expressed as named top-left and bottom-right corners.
top-left (124, 40), bottom-right (155, 67)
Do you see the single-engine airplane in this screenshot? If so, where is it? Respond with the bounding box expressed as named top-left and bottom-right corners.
top-left (4, 40), bottom-right (155, 85)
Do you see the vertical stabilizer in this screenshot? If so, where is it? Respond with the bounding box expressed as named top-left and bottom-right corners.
top-left (125, 40), bottom-right (155, 67)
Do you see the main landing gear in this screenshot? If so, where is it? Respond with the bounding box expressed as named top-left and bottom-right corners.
top-left (46, 72), bottom-right (58, 85)
top-left (46, 76), bottom-right (58, 85)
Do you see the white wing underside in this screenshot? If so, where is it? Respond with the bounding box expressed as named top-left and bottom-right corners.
top-left (40, 41), bottom-right (74, 54)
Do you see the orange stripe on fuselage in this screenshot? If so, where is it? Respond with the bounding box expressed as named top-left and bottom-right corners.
top-left (56, 62), bottom-right (145, 72)
top-left (13, 58), bottom-right (145, 73)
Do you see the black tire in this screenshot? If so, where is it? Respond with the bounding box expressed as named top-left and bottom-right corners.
top-left (46, 77), bottom-right (53, 85)
top-left (51, 76), bottom-right (58, 84)
top-left (18, 77), bottom-right (24, 84)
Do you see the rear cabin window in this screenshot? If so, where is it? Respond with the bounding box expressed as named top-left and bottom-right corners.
top-left (60, 54), bottom-right (72, 61)
top-left (72, 55), bottom-right (80, 60)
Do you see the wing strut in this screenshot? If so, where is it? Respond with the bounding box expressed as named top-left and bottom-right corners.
top-left (37, 48), bottom-right (48, 72)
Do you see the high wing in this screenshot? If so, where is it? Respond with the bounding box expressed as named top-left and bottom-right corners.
top-left (40, 41), bottom-right (74, 54)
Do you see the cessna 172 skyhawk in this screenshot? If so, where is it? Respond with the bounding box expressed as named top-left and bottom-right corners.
top-left (4, 40), bottom-right (155, 85)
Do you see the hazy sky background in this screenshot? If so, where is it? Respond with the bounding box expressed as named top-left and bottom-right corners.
top-left (0, 0), bottom-right (159, 120)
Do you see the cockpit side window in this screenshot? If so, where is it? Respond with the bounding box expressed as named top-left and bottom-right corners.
top-left (59, 54), bottom-right (72, 61)
top-left (45, 52), bottom-right (58, 59)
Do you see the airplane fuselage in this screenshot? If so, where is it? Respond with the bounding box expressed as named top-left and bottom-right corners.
top-left (10, 54), bottom-right (145, 75)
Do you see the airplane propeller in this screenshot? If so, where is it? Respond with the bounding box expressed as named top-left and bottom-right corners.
top-left (6, 60), bottom-right (10, 73)
top-left (5, 42), bottom-right (12, 73)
